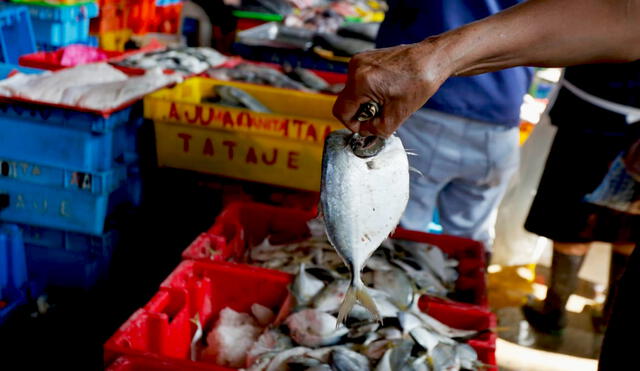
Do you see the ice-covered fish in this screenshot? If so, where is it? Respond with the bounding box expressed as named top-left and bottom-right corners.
top-left (321, 129), bottom-right (410, 324)
top-left (214, 85), bottom-right (271, 113)
top-left (285, 309), bottom-right (349, 347)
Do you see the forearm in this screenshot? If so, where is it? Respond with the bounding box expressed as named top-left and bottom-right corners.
top-left (426, 0), bottom-right (640, 77)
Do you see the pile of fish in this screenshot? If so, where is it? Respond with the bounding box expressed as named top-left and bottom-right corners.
top-left (114, 47), bottom-right (228, 74)
top-left (206, 63), bottom-right (344, 94)
top-left (207, 85), bottom-right (272, 113)
top-left (190, 218), bottom-right (486, 370)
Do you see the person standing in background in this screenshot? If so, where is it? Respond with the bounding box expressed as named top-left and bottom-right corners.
top-left (523, 63), bottom-right (640, 334)
top-left (374, 0), bottom-right (532, 255)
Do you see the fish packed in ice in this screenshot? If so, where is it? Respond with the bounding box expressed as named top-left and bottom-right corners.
top-left (114, 47), bottom-right (228, 74)
top-left (192, 262), bottom-right (485, 371)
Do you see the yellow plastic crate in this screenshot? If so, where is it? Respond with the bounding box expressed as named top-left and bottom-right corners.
top-left (146, 78), bottom-right (344, 191)
top-left (94, 29), bottom-right (132, 52)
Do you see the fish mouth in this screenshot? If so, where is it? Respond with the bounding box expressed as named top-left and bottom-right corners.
top-left (349, 134), bottom-right (386, 158)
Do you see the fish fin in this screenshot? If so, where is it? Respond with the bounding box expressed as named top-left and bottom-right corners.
top-left (336, 283), bottom-right (382, 326)
top-left (336, 286), bottom-right (358, 326)
top-left (356, 286), bottom-right (382, 325)
top-left (409, 166), bottom-right (424, 177)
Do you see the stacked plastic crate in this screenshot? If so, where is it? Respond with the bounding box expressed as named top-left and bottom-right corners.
top-left (154, 0), bottom-right (181, 34)
top-left (0, 225), bottom-right (30, 325)
top-left (90, 0), bottom-right (131, 52)
top-left (0, 98), bottom-right (143, 290)
top-left (1, 1), bottom-right (99, 51)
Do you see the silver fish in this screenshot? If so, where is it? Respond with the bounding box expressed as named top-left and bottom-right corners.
top-left (321, 129), bottom-right (410, 324)
top-left (285, 309), bottom-right (349, 347)
top-left (214, 85), bottom-right (271, 113)
top-left (292, 263), bottom-right (326, 307)
top-left (265, 347), bottom-right (313, 371)
top-left (312, 279), bottom-right (350, 313)
top-left (331, 347), bottom-right (371, 371)
top-left (373, 267), bottom-right (415, 310)
top-left (429, 343), bottom-right (460, 371)
top-left (246, 329), bottom-right (293, 367)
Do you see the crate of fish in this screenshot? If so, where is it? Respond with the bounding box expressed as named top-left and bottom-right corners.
top-left (183, 202), bottom-right (488, 307)
top-left (107, 355), bottom-right (213, 371)
top-left (0, 224), bottom-right (29, 325)
top-left (0, 6), bottom-right (37, 64)
top-left (4, 1), bottom-right (99, 47)
top-left (145, 78), bottom-right (343, 191)
top-left (105, 259), bottom-right (496, 370)
top-left (0, 171), bottom-right (140, 234)
top-left (204, 61), bottom-right (347, 94)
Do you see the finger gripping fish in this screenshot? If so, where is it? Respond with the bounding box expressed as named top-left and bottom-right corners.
top-left (320, 129), bottom-right (410, 325)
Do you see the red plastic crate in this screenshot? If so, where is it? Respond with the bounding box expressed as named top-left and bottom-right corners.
top-left (155, 3), bottom-right (183, 34)
top-left (19, 47), bottom-right (123, 71)
top-left (107, 355), bottom-right (209, 370)
top-left (127, 0), bottom-right (156, 34)
top-left (182, 202), bottom-right (487, 307)
top-left (90, 2), bottom-right (128, 34)
top-left (105, 260), bottom-right (495, 369)
top-left (418, 296), bottom-right (497, 369)
top-left (104, 260), bottom-right (292, 369)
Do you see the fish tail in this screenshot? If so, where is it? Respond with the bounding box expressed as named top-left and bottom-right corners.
top-left (336, 277), bottom-right (381, 326)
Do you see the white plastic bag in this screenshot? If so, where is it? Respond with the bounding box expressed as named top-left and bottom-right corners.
top-left (491, 115), bottom-right (556, 266)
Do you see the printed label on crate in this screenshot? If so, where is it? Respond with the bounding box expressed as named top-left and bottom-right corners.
top-left (155, 122), bottom-right (326, 191)
top-left (148, 101), bottom-right (342, 145)
top-left (0, 158), bottom-right (96, 191)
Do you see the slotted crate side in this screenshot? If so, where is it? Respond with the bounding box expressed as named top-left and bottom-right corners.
top-left (182, 202), bottom-right (488, 307)
top-left (0, 173), bottom-right (140, 235)
top-left (0, 6), bottom-right (36, 64)
top-left (0, 224), bottom-right (29, 325)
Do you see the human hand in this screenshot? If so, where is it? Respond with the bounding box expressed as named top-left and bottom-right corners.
top-left (332, 38), bottom-right (452, 138)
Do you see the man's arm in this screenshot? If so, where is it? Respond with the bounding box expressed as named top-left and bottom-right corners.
top-left (333, 0), bottom-right (640, 137)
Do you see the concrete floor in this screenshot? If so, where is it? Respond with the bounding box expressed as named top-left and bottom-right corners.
top-left (495, 241), bottom-right (612, 370)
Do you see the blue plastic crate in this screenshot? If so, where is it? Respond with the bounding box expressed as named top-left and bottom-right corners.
top-left (0, 63), bottom-right (42, 79)
top-left (0, 114), bottom-right (139, 172)
top-left (1, 2), bottom-right (98, 47)
top-left (37, 35), bottom-right (98, 51)
top-left (0, 100), bottom-right (142, 133)
top-left (6, 2), bottom-right (99, 22)
top-left (0, 157), bottom-right (132, 195)
top-left (31, 16), bottom-right (91, 46)
top-left (0, 224), bottom-right (28, 325)
top-left (0, 174), bottom-right (140, 235)
top-left (156, 0), bottom-right (181, 6)
top-left (19, 223), bottom-right (119, 257)
top-left (25, 242), bottom-right (111, 290)
top-left (0, 6), bottom-right (36, 64)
